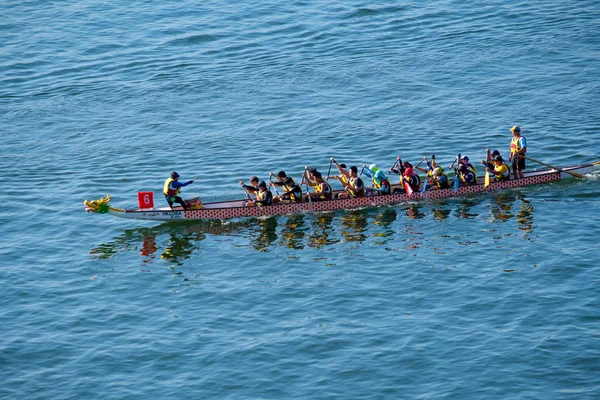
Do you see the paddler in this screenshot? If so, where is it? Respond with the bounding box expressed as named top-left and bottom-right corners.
top-left (338, 165), bottom-right (365, 199)
top-left (390, 161), bottom-right (421, 192)
top-left (303, 170), bottom-right (333, 201)
top-left (417, 156), bottom-right (450, 189)
top-left (481, 148), bottom-right (502, 170)
top-left (486, 155), bottom-right (511, 182)
top-left (327, 160), bottom-right (350, 188)
top-left (244, 181), bottom-right (273, 207)
top-left (456, 156), bottom-right (477, 186)
top-left (363, 164), bottom-right (391, 196)
top-left (163, 172), bottom-right (196, 210)
top-left (273, 176), bottom-right (303, 203)
top-left (509, 125), bottom-right (527, 179)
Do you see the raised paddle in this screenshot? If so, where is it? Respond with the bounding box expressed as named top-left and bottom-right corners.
top-left (386, 157), bottom-right (401, 178)
top-left (191, 176), bottom-right (199, 183)
top-left (268, 173), bottom-right (281, 196)
top-left (452, 154), bottom-right (461, 192)
top-left (304, 166), bottom-right (312, 204)
top-left (522, 155), bottom-right (584, 179)
top-left (414, 158), bottom-right (426, 169)
top-left (326, 157), bottom-right (333, 181)
top-left (420, 155), bottom-right (435, 194)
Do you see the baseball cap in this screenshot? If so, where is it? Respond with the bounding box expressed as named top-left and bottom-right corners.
top-left (171, 171), bottom-right (180, 178)
top-left (510, 125), bottom-right (520, 133)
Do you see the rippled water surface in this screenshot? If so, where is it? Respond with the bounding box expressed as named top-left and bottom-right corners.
top-left (2, 1), bottom-right (600, 398)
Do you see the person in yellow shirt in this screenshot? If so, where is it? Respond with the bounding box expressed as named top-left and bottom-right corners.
top-left (486, 155), bottom-right (511, 182)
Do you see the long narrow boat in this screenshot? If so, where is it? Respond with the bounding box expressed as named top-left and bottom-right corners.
top-left (84, 162), bottom-right (598, 222)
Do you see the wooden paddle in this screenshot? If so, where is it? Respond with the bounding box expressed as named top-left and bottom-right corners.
top-left (484, 170), bottom-right (490, 187)
top-left (522, 155), bottom-right (584, 178)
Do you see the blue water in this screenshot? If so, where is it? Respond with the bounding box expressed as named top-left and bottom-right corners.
top-left (2, 1), bottom-right (600, 398)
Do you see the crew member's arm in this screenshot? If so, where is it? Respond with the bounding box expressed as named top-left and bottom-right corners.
top-left (239, 181), bottom-right (258, 194)
top-left (332, 160), bottom-right (350, 178)
top-left (171, 180), bottom-right (193, 189)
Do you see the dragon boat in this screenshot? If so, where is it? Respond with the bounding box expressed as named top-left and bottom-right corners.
top-left (84, 162), bottom-right (598, 222)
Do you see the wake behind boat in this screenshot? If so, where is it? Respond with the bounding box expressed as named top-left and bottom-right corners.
top-left (84, 162), bottom-right (598, 222)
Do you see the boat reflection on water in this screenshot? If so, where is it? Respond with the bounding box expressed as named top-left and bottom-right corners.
top-left (89, 193), bottom-right (536, 263)
top-left (487, 191), bottom-right (535, 237)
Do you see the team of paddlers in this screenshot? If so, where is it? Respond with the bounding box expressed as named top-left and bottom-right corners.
top-left (164, 126), bottom-right (527, 210)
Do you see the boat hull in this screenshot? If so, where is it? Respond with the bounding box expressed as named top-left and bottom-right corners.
top-left (104, 164), bottom-right (595, 221)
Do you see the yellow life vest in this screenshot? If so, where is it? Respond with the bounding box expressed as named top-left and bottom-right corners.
top-left (283, 183), bottom-right (301, 202)
top-left (348, 177), bottom-right (364, 197)
top-left (494, 163), bottom-right (510, 180)
top-left (313, 180), bottom-right (332, 199)
top-left (163, 178), bottom-right (180, 196)
top-left (428, 169), bottom-right (449, 188)
top-left (510, 136), bottom-right (523, 155)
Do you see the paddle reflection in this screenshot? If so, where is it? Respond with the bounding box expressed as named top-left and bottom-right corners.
top-left (89, 195), bottom-right (537, 262)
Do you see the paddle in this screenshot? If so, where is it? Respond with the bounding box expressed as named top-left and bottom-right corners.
top-left (240, 182), bottom-right (256, 206)
top-left (414, 159), bottom-right (427, 193)
top-left (304, 166), bottom-right (312, 204)
top-left (403, 175), bottom-right (413, 196)
top-left (484, 169), bottom-right (490, 187)
top-left (522, 155), bottom-right (584, 178)
top-left (327, 157), bottom-right (333, 181)
top-left (191, 176), bottom-right (199, 183)
top-left (268, 173), bottom-right (280, 196)
top-left (386, 157), bottom-right (401, 179)
top-left (452, 154), bottom-right (461, 192)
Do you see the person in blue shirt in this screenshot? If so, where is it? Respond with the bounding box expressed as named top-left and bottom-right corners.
top-left (163, 172), bottom-right (195, 210)
top-left (363, 164), bottom-right (391, 195)
top-left (509, 125), bottom-right (527, 179)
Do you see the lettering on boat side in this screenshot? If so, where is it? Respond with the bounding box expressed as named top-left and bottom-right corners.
top-left (140, 211), bottom-right (183, 219)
